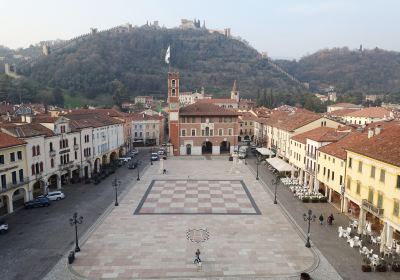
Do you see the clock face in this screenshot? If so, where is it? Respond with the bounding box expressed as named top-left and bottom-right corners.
top-left (170, 103), bottom-right (178, 109)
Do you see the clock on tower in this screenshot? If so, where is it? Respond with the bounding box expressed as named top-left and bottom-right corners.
top-left (167, 72), bottom-right (180, 155)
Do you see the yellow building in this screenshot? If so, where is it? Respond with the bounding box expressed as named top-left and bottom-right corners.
top-left (265, 109), bottom-right (342, 161)
top-left (345, 123), bottom-right (400, 246)
top-left (0, 132), bottom-right (29, 215)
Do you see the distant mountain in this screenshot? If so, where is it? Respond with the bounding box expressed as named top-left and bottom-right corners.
top-left (276, 47), bottom-right (400, 96)
top-left (10, 26), bottom-right (306, 105)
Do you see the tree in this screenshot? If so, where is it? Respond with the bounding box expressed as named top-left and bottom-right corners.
top-left (52, 87), bottom-right (64, 107)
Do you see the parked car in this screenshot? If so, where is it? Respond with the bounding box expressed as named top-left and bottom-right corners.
top-left (119, 157), bottom-right (131, 163)
top-left (128, 161), bottom-right (138, 169)
top-left (157, 149), bottom-right (165, 155)
top-left (46, 191), bottom-right (65, 201)
top-left (25, 197), bottom-right (51, 209)
top-left (151, 153), bottom-right (159, 161)
top-left (0, 220), bottom-right (8, 234)
top-left (131, 148), bottom-right (139, 155)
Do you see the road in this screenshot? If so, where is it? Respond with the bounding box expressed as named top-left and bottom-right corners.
top-left (0, 148), bottom-right (152, 280)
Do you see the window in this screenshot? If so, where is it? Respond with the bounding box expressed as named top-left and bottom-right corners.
top-left (181, 129), bottom-right (186, 136)
top-left (356, 181), bottom-right (361, 194)
top-left (171, 88), bottom-right (176, 96)
top-left (1, 174), bottom-right (6, 188)
top-left (201, 117), bottom-right (206, 123)
top-left (192, 117), bottom-right (195, 123)
top-left (327, 169), bottom-right (330, 179)
top-left (19, 169), bottom-right (23, 182)
top-left (397, 175), bottom-right (400, 189)
top-left (50, 142), bottom-right (53, 151)
top-left (358, 161), bottom-right (363, 173)
top-left (51, 158), bottom-right (54, 168)
top-left (371, 166), bottom-right (376, 178)
top-left (12, 171), bottom-right (17, 184)
top-left (347, 177), bottom-right (351, 190)
top-left (339, 175), bottom-right (343, 185)
top-left (377, 193), bottom-right (383, 208)
top-left (228, 128), bottom-right (233, 136)
top-left (35, 163), bottom-right (39, 174)
top-left (191, 129), bottom-right (196, 136)
top-left (75, 151), bottom-right (77, 160)
top-left (40, 162), bottom-right (43, 172)
top-left (17, 151), bottom-right (22, 160)
top-left (74, 137), bottom-right (77, 145)
top-left (368, 189), bottom-right (374, 203)
top-left (31, 164), bottom-right (35, 175)
top-left (0, 155), bottom-right (4, 164)
top-left (171, 79), bottom-right (176, 88)
top-left (10, 152), bottom-right (15, 162)
top-left (323, 167), bottom-right (326, 176)
top-left (59, 140), bottom-right (62, 149)
top-left (380, 169), bottom-right (386, 183)
top-left (394, 201), bottom-right (400, 217)
top-left (332, 171), bottom-right (335, 181)
top-left (348, 157), bottom-right (352, 168)
top-left (333, 158), bottom-right (335, 163)
top-left (32, 146), bottom-right (36, 156)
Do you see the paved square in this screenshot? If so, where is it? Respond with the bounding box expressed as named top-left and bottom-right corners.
top-left (134, 180), bottom-right (260, 215)
top-left (71, 158), bottom-right (316, 279)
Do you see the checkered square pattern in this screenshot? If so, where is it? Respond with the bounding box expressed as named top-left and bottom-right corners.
top-left (134, 180), bottom-right (260, 215)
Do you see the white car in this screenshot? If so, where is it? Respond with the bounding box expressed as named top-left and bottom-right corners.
top-left (157, 149), bottom-right (165, 155)
top-left (46, 191), bottom-right (65, 201)
top-left (119, 157), bottom-right (131, 163)
top-left (0, 221), bottom-right (8, 234)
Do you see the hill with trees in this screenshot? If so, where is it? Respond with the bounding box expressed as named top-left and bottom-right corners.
top-left (3, 26), bottom-right (308, 107)
top-left (276, 47), bottom-right (400, 102)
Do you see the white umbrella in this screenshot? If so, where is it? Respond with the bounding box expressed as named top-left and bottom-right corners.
top-left (380, 224), bottom-right (387, 253)
top-left (367, 222), bottom-right (372, 234)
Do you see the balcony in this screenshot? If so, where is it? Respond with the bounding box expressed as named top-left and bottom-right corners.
top-left (58, 162), bottom-right (74, 171)
top-left (0, 177), bottom-right (29, 194)
top-left (49, 150), bottom-right (56, 157)
top-left (306, 152), bottom-right (316, 159)
top-left (73, 144), bottom-right (79, 151)
top-left (362, 199), bottom-right (384, 217)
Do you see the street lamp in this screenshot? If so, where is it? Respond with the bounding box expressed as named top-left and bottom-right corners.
top-left (271, 174), bottom-right (280, 204)
top-left (137, 162), bottom-right (140, 181)
top-left (112, 178), bottom-right (121, 206)
top-left (150, 156), bottom-right (153, 165)
top-left (69, 212), bottom-right (83, 252)
top-left (303, 209), bottom-right (316, 248)
top-left (256, 158), bottom-right (260, 180)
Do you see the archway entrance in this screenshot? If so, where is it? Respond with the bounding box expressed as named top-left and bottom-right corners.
top-left (202, 141), bottom-right (212, 154)
top-left (0, 195), bottom-right (9, 215)
top-left (48, 174), bottom-right (59, 191)
top-left (220, 141), bottom-right (230, 154)
top-left (94, 158), bottom-right (101, 173)
top-left (186, 144), bottom-right (192, 155)
top-left (110, 151), bottom-right (117, 164)
top-left (238, 136), bottom-right (242, 142)
top-left (102, 154), bottom-right (107, 165)
top-left (33, 180), bottom-right (45, 198)
top-left (244, 135), bottom-right (250, 141)
top-left (12, 188), bottom-right (27, 210)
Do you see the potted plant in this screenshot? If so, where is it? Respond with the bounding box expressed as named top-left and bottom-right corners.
top-left (311, 197), bottom-right (319, 203)
top-left (302, 197), bottom-right (310, 203)
top-left (361, 264), bottom-right (372, 272)
top-left (392, 263), bottom-right (400, 272)
top-left (376, 264), bottom-right (387, 272)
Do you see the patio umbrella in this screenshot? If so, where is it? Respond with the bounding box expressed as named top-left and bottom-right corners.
top-left (313, 177), bottom-right (319, 192)
top-left (299, 170), bottom-right (303, 185)
top-left (366, 221), bottom-right (372, 234)
top-left (291, 166), bottom-right (294, 179)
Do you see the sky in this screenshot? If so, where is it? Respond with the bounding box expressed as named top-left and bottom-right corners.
top-left (1, 0), bottom-right (399, 59)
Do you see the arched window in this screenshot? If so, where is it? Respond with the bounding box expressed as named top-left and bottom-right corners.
top-left (51, 158), bottom-right (54, 168)
top-left (171, 79), bottom-right (176, 88)
top-left (35, 163), bottom-right (40, 174)
top-left (40, 162), bottom-right (43, 172)
top-left (32, 146), bottom-right (36, 156)
top-left (59, 140), bottom-right (62, 149)
top-left (36, 145), bottom-right (40, 155)
top-left (66, 139), bottom-right (69, 147)
top-left (31, 164), bottom-right (35, 175)
top-left (171, 88), bottom-right (176, 96)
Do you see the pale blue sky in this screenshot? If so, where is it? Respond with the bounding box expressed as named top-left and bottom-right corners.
top-left (1, 0), bottom-right (399, 59)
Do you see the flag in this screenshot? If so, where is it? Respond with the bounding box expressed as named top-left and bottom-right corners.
top-left (165, 45), bottom-right (170, 64)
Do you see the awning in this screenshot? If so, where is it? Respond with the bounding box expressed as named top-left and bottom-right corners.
top-left (266, 157), bottom-right (293, 172)
top-left (256, 148), bottom-right (275, 156)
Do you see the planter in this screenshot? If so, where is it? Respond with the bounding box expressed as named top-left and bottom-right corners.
top-left (311, 197), bottom-right (319, 203)
top-left (302, 197), bottom-right (310, 203)
top-left (376, 265), bottom-right (387, 272)
top-left (392, 264), bottom-right (400, 272)
top-left (361, 265), bottom-right (372, 272)
top-left (319, 197), bottom-right (328, 203)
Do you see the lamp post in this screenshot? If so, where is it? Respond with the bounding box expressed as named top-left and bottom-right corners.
top-left (256, 158), bottom-right (259, 180)
top-left (112, 178), bottom-right (121, 206)
top-left (137, 162), bottom-right (140, 181)
top-left (303, 209), bottom-right (316, 248)
top-left (69, 212), bottom-right (83, 252)
top-left (150, 156), bottom-right (153, 165)
top-left (271, 174), bottom-right (280, 204)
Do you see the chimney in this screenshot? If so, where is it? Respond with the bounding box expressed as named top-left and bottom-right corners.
top-left (367, 127), bottom-right (374, 138)
top-left (374, 125), bottom-right (381, 136)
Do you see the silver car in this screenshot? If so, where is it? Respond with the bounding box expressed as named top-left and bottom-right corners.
top-left (46, 191), bottom-right (65, 201)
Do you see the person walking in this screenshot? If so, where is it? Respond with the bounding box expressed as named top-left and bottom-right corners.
top-left (327, 213), bottom-right (334, 225)
top-left (194, 249), bottom-right (201, 263)
top-left (319, 214), bottom-right (324, 225)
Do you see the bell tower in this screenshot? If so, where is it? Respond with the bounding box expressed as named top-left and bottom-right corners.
top-left (167, 72), bottom-right (180, 155)
top-left (231, 80), bottom-right (239, 102)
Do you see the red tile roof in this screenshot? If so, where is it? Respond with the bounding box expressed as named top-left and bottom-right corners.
top-left (131, 113), bottom-right (163, 121)
top-left (1, 123), bottom-right (54, 137)
top-left (328, 108), bottom-right (360, 117)
top-left (65, 113), bottom-right (124, 130)
top-left (329, 103), bottom-right (362, 108)
top-left (0, 132), bottom-right (26, 149)
top-left (346, 122), bottom-right (400, 167)
top-left (265, 110), bottom-right (321, 131)
top-left (66, 108), bottom-right (128, 118)
top-left (291, 127), bottom-right (348, 144)
top-left (318, 132), bottom-right (364, 160)
top-left (344, 107), bottom-right (393, 118)
top-left (179, 103), bottom-right (239, 116)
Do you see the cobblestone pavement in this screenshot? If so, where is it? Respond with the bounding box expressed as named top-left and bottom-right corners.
top-left (246, 154), bottom-right (399, 280)
top-left (67, 157), bottom-right (322, 279)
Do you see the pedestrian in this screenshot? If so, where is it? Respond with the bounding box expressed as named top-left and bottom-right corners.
top-left (194, 249), bottom-right (201, 263)
top-left (327, 213), bottom-right (334, 225)
top-left (163, 168), bottom-right (167, 174)
top-left (319, 214), bottom-right (324, 225)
